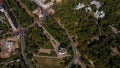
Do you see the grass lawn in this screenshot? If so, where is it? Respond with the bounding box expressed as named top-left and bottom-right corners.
top-left (33, 57), bottom-right (65, 68)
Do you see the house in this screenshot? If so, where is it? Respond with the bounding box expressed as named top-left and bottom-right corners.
top-left (85, 6), bottom-right (92, 12)
top-left (5, 40), bottom-right (15, 52)
top-left (75, 3), bottom-right (85, 10)
top-left (94, 10), bottom-right (105, 19)
top-left (90, 0), bottom-right (101, 9)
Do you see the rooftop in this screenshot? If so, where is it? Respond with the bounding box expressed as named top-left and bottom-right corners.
top-left (75, 3), bottom-right (85, 10)
top-left (94, 10), bottom-right (105, 19)
top-left (90, 0), bottom-right (101, 9)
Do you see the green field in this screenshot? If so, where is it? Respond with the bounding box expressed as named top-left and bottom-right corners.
top-left (33, 57), bottom-right (65, 68)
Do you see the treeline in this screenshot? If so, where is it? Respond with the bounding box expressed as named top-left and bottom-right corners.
top-left (52, 0), bottom-right (120, 68)
top-left (5, 0), bottom-right (33, 28)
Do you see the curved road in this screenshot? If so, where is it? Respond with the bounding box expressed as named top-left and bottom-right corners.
top-left (53, 17), bottom-right (77, 68)
top-left (53, 17), bottom-right (86, 68)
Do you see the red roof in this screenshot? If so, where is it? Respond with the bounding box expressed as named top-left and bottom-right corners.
top-left (0, 0), bottom-right (3, 3)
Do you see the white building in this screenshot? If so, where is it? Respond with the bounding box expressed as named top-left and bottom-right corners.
top-left (85, 6), bottom-right (92, 12)
top-left (94, 10), bottom-right (105, 19)
top-left (58, 47), bottom-right (67, 55)
top-left (75, 3), bottom-right (85, 10)
top-left (5, 40), bottom-right (15, 52)
top-left (90, 0), bottom-right (101, 9)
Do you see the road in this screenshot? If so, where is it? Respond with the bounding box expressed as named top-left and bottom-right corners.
top-left (64, 27), bottom-right (77, 68)
top-left (4, 2), bottom-right (32, 68)
top-left (19, 28), bottom-right (32, 68)
top-left (53, 17), bottom-right (86, 68)
top-left (53, 17), bottom-right (77, 68)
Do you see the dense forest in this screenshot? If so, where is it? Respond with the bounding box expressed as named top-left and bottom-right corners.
top-left (1, 0), bottom-right (120, 68)
top-left (52, 0), bottom-right (120, 68)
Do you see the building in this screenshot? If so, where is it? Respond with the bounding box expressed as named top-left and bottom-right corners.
top-left (90, 0), bottom-right (101, 9)
top-left (94, 10), bottom-right (105, 19)
top-left (5, 40), bottom-right (15, 52)
top-left (58, 47), bottom-right (67, 55)
top-left (33, 0), bottom-right (54, 10)
top-left (33, 7), bottom-right (44, 18)
top-left (32, 0), bottom-right (54, 18)
top-left (75, 3), bottom-right (85, 10)
top-left (0, 0), bottom-right (4, 12)
top-left (85, 6), bottom-right (92, 12)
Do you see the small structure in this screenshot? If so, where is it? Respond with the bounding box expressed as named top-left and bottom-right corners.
top-left (33, 7), bottom-right (44, 18)
top-left (94, 10), bottom-right (105, 19)
top-left (75, 3), bottom-right (85, 10)
top-left (16, 59), bottom-right (21, 62)
top-left (0, 0), bottom-right (4, 12)
top-left (90, 0), bottom-right (101, 9)
top-left (58, 47), bottom-right (67, 56)
top-left (5, 40), bottom-right (15, 52)
top-left (85, 6), bottom-right (92, 12)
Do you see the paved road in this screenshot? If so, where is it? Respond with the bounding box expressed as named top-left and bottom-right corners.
top-left (53, 17), bottom-right (86, 68)
top-left (19, 28), bottom-right (32, 68)
top-left (4, 2), bottom-right (32, 68)
top-left (64, 28), bottom-right (77, 68)
top-left (53, 17), bottom-right (77, 68)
